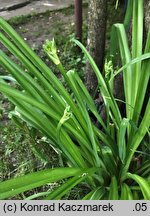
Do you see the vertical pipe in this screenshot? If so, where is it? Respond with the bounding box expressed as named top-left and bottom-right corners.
top-left (74, 0), bottom-right (83, 41)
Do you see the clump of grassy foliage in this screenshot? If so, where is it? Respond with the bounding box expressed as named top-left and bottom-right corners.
top-left (0, 0), bottom-right (149, 200)
top-left (0, 6), bottom-right (87, 197)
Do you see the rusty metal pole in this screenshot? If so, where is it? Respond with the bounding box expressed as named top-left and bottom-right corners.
top-left (74, 0), bottom-right (83, 42)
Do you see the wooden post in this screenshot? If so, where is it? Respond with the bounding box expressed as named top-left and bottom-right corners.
top-left (74, 0), bottom-right (82, 42)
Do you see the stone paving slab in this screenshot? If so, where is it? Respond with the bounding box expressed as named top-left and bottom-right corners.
top-left (0, 0), bottom-right (30, 12)
top-left (0, 0), bottom-right (75, 20)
